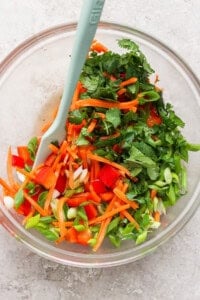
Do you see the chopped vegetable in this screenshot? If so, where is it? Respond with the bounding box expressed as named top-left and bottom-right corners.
top-left (0, 38), bottom-right (199, 252)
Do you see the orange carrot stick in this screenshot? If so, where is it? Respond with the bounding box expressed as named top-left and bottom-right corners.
top-left (89, 184), bottom-right (101, 203)
top-left (114, 202), bottom-right (139, 229)
top-left (150, 189), bottom-right (157, 200)
top-left (70, 81), bottom-right (82, 111)
top-left (87, 119), bottom-right (97, 133)
top-left (0, 177), bottom-right (15, 195)
top-left (88, 204), bottom-right (130, 225)
top-left (117, 88), bottom-right (126, 96)
top-left (90, 41), bottom-right (108, 53)
top-left (120, 77), bottom-right (137, 88)
top-left (87, 151), bottom-right (131, 177)
top-left (75, 98), bottom-right (139, 110)
top-left (92, 217), bottom-right (111, 252)
top-left (154, 211), bottom-right (160, 222)
top-left (23, 191), bottom-right (47, 216)
top-left (113, 187), bottom-right (139, 210)
top-left (100, 192), bottom-right (114, 202)
top-left (48, 143), bottom-right (59, 154)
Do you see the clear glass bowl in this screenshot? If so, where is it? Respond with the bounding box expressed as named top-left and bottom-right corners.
top-left (0, 22), bottom-right (199, 268)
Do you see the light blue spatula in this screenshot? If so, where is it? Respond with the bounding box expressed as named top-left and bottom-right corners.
top-left (34, 0), bottom-right (105, 167)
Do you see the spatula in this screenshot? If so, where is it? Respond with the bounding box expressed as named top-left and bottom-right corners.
top-left (34, 0), bottom-right (105, 167)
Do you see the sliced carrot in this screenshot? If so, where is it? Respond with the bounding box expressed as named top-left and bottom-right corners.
top-left (67, 197), bottom-right (88, 207)
top-left (0, 177), bottom-right (15, 195)
top-left (93, 218), bottom-right (111, 252)
top-left (52, 140), bottom-right (68, 170)
top-left (48, 143), bottom-right (59, 154)
top-left (68, 157), bottom-right (74, 189)
top-left (90, 41), bottom-right (108, 53)
top-left (15, 167), bottom-right (35, 180)
top-left (154, 211), bottom-right (161, 222)
top-left (52, 221), bottom-right (73, 227)
top-left (120, 77), bottom-right (137, 88)
top-left (23, 191), bottom-right (47, 216)
top-left (150, 189), bottom-right (157, 200)
top-left (17, 146), bottom-right (33, 165)
top-left (115, 202), bottom-right (139, 229)
top-left (70, 81), bottom-right (82, 111)
top-left (89, 204), bottom-right (130, 225)
top-left (113, 187), bottom-right (139, 210)
top-left (95, 112), bottom-right (106, 119)
top-left (75, 98), bottom-right (139, 110)
top-left (117, 88), bottom-right (126, 96)
top-left (87, 151), bottom-right (131, 177)
top-left (100, 192), bottom-right (114, 202)
top-left (87, 119), bottom-right (97, 133)
top-left (89, 184), bottom-right (101, 203)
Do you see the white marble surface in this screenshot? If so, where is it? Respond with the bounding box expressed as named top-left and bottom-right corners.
top-left (0, 1), bottom-right (200, 299)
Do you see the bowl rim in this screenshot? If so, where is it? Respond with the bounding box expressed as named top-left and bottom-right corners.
top-left (0, 21), bottom-right (200, 268)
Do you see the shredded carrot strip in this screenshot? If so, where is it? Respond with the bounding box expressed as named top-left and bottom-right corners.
top-left (120, 77), bottom-right (137, 88)
top-left (48, 143), bottom-right (59, 154)
top-left (41, 121), bottom-right (52, 133)
top-left (89, 184), bottom-right (101, 203)
top-left (75, 98), bottom-right (139, 110)
top-left (150, 189), bottom-right (157, 200)
top-left (154, 211), bottom-right (160, 222)
top-left (87, 151), bottom-right (131, 177)
top-left (0, 177), bottom-right (15, 195)
top-left (114, 202), bottom-right (139, 229)
top-left (66, 145), bottom-right (78, 160)
top-left (68, 157), bottom-right (75, 189)
top-left (117, 88), bottom-right (126, 96)
top-left (44, 163), bottom-right (63, 212)
top-left (95, 112), bottom-right (106, 119)
top-left (70, 81), bottom-right (82, 111)
top-left (52, 140), bottom-right (68, 170)
top-left (52, 221), bottom-right (73, 227)
top-left (87, 119), bottom-right (97, 133)
top-left (93, 217), bottom-right (111, 252)
top-left (23, 191), bottom-right (47, 216)
top-left (100, 192), bottom-right (114, 202)
top-left (90, 41), bottom-right (108, 53)
top-left (113, 188), bottom-right (139, 210)
top-left (15, 167), bottom-right (35, 180)
top-left (89, 204), bottom-right (130, 225)
top-left (92, 196), bottom-right (117, 252)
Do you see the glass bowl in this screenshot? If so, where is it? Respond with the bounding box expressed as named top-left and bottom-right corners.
top-left (0, 22), bottom-right (199, 268)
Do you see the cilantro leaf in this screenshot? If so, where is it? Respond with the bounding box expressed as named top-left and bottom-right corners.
top-left (106, 108), bottom-right (121, 129)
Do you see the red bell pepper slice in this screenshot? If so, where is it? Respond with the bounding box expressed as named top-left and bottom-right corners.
top-left (98, 165), bottom-right (120, 188)
top-left (77, 229), bottom-right (92, 246)
top-left (91, 178), bottom-right (107, 193)
top-left (12, 155), bottom-right (25, 168)
top-left (17, 201), bottom-right (31, 216)
top-left (147, 105), bottom-right (162, 127)
top-left (65, 227), bottom-right (78, 243)
top-left (17, 146), bottom-right (33, 165)
top-left (55, 173), bottom-right (67, 193)
top-left (84, 204), bottom-right (98, 220)
top-left (35, 166), bottom-right (56, 189)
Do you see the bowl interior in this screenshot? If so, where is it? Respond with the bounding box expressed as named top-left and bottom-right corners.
top-left (0, 23), bottom-right (199, 267)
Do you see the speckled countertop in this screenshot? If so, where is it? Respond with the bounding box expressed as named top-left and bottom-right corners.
top-left (0, 1), bottom-right (200, 299)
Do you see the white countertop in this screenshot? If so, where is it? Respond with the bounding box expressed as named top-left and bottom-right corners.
top-left (0, 1), bottom-right (200, 299)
